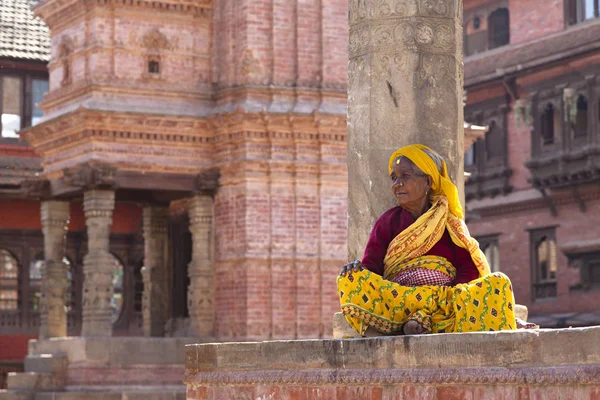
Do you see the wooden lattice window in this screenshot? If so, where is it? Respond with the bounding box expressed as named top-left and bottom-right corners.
top-left (488, 8), bottom-right (510, 49)
top-left (541, 103), bottom-right (558, 145)
top-left (531, 228), bottom-right (558, 301)
top-left (574, 95), bottom-right (589, 138)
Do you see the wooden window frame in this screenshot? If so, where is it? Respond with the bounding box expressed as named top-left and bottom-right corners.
top-left (566, 0), bottom-right (600, 26)
top-left (530, 227), bottom-right (559, 302)
top-left (477, 235), bottom-right (501, 273)
top-left (465, 96), bottom-right (512, 200)
top-left (0, 69), bottom-right (48, 141)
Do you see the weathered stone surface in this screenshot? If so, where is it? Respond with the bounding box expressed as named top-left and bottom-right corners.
top-left (186, 327), bottom-right (600, 374)
top-left (142, 206), bottom-right (170, 337)
top-left (39, 200), bottom-right (70, 339)
top-left (347, 0), bottom-right (465, 261)
top-left (81, 189), bottom-right (116, 337)
top-left (184, 328), bottom-right (600, 399)
top-left (6, 372), bottom-right (56, 391)
top-left (24, 354), bottom-right (67, 375)
top-left (187, 195), bottom-right (215, 338)
top-left (0, 391), bottom-right (34, 400)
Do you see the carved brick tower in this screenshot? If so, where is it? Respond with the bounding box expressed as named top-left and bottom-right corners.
top-left (25, 0), bottom-right (348, 340)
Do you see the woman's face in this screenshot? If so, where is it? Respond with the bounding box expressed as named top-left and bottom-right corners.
top-left (391, 158), bottom-right (431, 208)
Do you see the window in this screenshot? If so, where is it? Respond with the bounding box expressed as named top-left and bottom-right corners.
top-left (488, 8), bottom-right (510, 49)
top-left (148, 60), bottom-right (160, 74)
top-left (541, 103), bottom-right (557, 145)
top-left (32, 79), bottom-right (49, 126)
top-left (478, 237), bottom-right (500, 273)
top-left (568, 0), bottom-right (599, 25)
top-left (29, 255), bottom-right (43, 312)
top-left (531, 228), bottom-right (558, 301)
top-left (573, 95), bottom-right (588, 137)
top-left (111, 255), bottom-right (124, 324)
top-left (485, 120), bottom-right (504, 160)
top-left (0, 250), bottom-right (19, 310)
top-left (0, 73), bottom-right (49, 138)
top-left (465, 143), bottom-right (477, 166)
top-left (1, 76), bottom-right (23, 138)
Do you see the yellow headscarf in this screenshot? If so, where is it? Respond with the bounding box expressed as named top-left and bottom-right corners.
top-left (388, 144), bottom-right (464, 220)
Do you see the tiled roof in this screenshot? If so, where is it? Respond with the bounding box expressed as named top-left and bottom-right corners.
top-left (0, 0), bottom-right (50, 62)
top-left (465, 19), bottom-right (600, 87)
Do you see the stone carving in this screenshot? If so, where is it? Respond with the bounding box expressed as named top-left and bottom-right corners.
top-left (187, 195), bottom-right (215, 337)
top-left (142, 207), bottom-right (170, 337)
top-left (419, 0), bottom-right (449, 16)
top-left (349, 0), bottom-right (451, 23)
top-left (62, 162), bottom-right (117, 190)
top-left (142, 28), bottom-right (172, 50)
top-left (81, 190), bottom-right (116, 337)
top-left (185, 365), bottom-right (600, 386)
top-left (418, 54), bottom-right (452, 87)
top-left (349, 21), bottom-right (456, 58)
top-left (239, 49), bottom-right (262, 83)
top-left (195, 168), bottom-right (220, 194)
top-left (21, 179), bottom-right (51, 199)
top-left (39, 201), bottom-right (70, 339)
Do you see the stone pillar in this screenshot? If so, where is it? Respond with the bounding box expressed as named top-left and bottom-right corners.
top-left (187, 195), bottom-right (215, 338)
top-left (141, 206), bottom-right (170, 337)
top-left (347, 0), bottom-right (464, 260)
top-left (39, 201), bottom-right (70, 339)
top-left (81, 189), bottom-right (115, 337)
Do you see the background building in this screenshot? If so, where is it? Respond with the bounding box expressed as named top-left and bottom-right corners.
top-left (1, 0), bottom-right (600, 389)
top-left (464, 0), bottom-right (600, 328)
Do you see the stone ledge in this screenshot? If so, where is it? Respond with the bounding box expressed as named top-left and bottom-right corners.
top-left (185, 326), bottom-right (600, 375)
top-left (29, 337), bottom-right (201, 366)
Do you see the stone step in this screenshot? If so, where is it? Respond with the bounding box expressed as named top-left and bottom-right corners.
top-left (24, 355), bottom-right (67, 375)
top-left (33, 391), bottom-right (185, 400)
top-left (6, 373), bottom-right (56, 391)
top-left (0, 390), bottom-right (34, 400)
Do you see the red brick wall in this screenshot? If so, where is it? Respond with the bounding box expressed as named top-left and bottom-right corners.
top-left (0, 335), bottom-right (35, 361)
top-left (508, 0), bottom-right (565, 45)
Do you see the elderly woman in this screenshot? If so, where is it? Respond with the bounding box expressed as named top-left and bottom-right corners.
top-left (338, 144), bottom-right (534, 336)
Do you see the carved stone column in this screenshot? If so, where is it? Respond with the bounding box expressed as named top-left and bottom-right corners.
top-left (187, 195), bottom-right (215, 337)
top-left (347, 0), bottom-right (464, 260)
top-left (39, 201), bottom-right (70, 339)
top-left (141, 206), bottom-right (170, 337)
top-left (81, 189), bottom-right (115, 337)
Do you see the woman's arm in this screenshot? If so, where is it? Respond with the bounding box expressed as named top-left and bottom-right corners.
top-left (361, 213), bottom-right (396, 276)
top-left (453, 245), bottom-right (480, 284)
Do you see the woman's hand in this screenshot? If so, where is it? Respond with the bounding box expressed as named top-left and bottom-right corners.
top-left (516, 318), bottom-right (538, 330)
top-left (339, 260), bottom-right (364, 276)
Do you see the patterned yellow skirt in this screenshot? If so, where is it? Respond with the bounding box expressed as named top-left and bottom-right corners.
top-left (337, 267), bottom-right (517, 335)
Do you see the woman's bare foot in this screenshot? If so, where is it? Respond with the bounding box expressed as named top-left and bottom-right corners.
top-left (402, 320), bottom-right (426, 335)
top-left (516, 318), bottom-right (538, 330)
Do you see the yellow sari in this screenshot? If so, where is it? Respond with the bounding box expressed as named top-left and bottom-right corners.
top-left (337, 145), bottom-right (517, 335)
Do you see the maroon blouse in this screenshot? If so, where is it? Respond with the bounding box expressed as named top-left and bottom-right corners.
top-left (361, 206), bottom-right (479, 285)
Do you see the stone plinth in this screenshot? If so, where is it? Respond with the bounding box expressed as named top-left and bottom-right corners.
top-left (184, 327), bottom-right (600, 399)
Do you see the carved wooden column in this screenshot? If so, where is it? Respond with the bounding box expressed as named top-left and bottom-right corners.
top-left (347, 0), bottom-right (464, 260)
top-left (187, 195), bottom-right (215, 337)
top-left (141, 206), bottom-right (170, 337)
top-left (81, 189), bottom-right (116, 337)
top-left (39, 201), bottom-right (70, 339)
